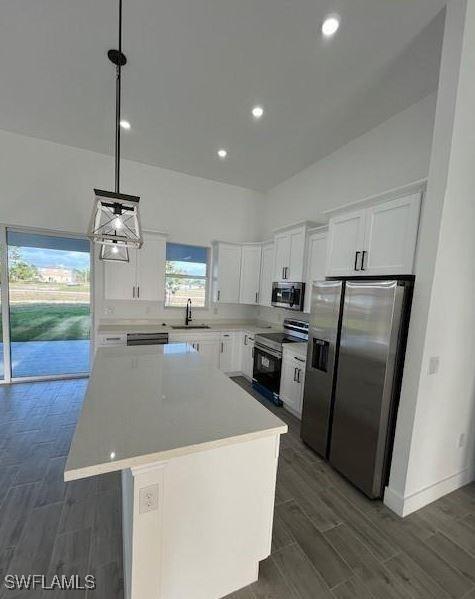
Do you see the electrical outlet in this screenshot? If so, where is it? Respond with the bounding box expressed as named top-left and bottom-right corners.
top-left (428, 356), bottom-right (439, 375)
top-left (139, 484), bottom-right (159, 514)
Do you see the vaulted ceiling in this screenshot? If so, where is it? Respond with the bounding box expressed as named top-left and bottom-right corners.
top-left (0, 0), bottom-right (445, 190)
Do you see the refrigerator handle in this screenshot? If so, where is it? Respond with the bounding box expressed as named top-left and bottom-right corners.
top-left (354, 251), bottom-right (361, 271)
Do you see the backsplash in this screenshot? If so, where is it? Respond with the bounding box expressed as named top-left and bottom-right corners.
top-left (257, 306), bottom-right (310, 325)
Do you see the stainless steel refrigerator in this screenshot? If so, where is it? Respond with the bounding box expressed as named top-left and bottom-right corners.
top-left (301, 278), bottom-right (413, 499)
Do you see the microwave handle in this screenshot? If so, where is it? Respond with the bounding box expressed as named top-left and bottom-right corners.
top-left (289, 286), bottom-right (295, 308)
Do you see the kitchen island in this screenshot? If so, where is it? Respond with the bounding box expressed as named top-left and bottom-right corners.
top-left (65, 344), bottom-right (287, 599)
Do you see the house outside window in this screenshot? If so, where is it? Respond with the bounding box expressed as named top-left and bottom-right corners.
top-left (165, 243), bottom-right (209, 308)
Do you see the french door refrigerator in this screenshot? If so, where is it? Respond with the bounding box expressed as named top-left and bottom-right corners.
top-left (301, 278), bottom-right (413, 499)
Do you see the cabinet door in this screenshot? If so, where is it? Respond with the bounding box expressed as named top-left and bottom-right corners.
top-left (239, 245), bottom-right (262, 305)
top-left (136, 234), bottom-right (166, 301)
top-left (194, 339), bottom-right (220, 368)
top-left (104, 248), bottom-right (137, 300)
top-left (273, 234), bottom-right (291, 282)
top-left (326, 210), bottom-right (366, 277)
top-left (288, 227), bottom-right (306, 281)
top-left (259, 243), bottom-right (274, 307)
top-left (304, 232), bottom-right (328, 313)
top-left (280, 355), bottom-right (300, 411)
top-left (219, 334), bottom-right (234, 373)
top-left (242, 334), bottom-right (255, 379)
top-left (281, 355), bottom-right (306, 415)
top-left (216, 244), bottom-right (242, 303)
top-left (363, 193), bottom-right (421, 276)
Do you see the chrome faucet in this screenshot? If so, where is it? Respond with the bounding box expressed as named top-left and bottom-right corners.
top-left (185, 298), bottom-right (192, 326)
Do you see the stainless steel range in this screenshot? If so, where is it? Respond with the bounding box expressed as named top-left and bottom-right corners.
top-left (253, 319), bottom-right (308, 405)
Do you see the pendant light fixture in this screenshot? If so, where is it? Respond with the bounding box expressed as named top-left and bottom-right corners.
top-left (88, 0), bottom-right (143, 262)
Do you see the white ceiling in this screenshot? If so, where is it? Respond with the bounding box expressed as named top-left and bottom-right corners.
top-left (0, 0), bottom-right (445, 191)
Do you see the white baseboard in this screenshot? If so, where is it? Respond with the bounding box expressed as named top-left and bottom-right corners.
top-left (384, 466), bottom-right (474, 517)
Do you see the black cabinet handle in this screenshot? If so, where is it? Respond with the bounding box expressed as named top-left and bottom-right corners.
top-left (217, 290), bottom-right (220, 301)
top-left (354, 251), bottom-right (361, 271)
top-left (293, 367), bottom-right (298, 382)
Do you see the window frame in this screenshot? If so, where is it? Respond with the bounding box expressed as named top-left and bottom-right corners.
top-left (164, 242), bottom-right (210, 310)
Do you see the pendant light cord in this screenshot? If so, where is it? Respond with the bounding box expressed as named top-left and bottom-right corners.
top-left (115, 0), bottom-right (123, 194)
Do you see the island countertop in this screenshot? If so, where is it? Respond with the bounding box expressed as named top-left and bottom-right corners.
top-left (65, 344), bottom-right (287, 481)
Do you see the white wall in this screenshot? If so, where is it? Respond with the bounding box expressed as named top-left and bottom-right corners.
top-left (260, 93), bottom-right (437, 237)
top-left (257, 92), bottom-right (437, 325)
top-left (0, 129), bottom-right (264, 322)
top-left (387, 0), bottom-right (475, 516)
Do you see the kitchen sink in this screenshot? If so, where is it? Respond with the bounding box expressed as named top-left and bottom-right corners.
top-left (171, 325), bottom-right (211, 329)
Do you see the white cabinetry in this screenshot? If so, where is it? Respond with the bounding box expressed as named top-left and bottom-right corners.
top-left (326, 210), bottom-right (366, 277)
top-left (273, 223), bottom-right (314, 283)
top-left (212, 243), bottom-right (242, 304)
top-left (169, 332), bottom-right (220, 367)
top-left (104, 232), bottom-right (166, 301)
top-left (219, 332), bottom-right (242, 373)
top-left (326, 193), bottom-right (421, 277)
top-left (259, 242), bottom-right (274, 307)
top-left (241, 332), bottom-right (255, 380)
top-left (280, 349), bottom-right (306, 417)
top-left (304, 229), bottom-right (328, 313)
top-left (239, 244), bottom-right (262, 305)
top-left (362, 195), bottom-right (421, 275)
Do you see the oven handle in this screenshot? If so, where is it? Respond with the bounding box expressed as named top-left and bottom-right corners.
top-left (255, 343), bottom-right (283, 360)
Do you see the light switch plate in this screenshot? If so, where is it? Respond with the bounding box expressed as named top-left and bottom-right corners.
top-left (139, 484), bottom-right (159, 514)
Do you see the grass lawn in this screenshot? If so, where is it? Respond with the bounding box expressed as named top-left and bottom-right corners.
top-left (10, 303), bottom-right (90, 342)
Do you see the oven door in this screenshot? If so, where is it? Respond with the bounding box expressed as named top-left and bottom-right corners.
top-left (253, 343), bottom-right (282, 396)
top-left (271, 283), bottom-right (305, 311)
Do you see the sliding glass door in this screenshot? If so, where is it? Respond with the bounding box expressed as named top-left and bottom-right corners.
top-left (0, 227), bottom-right (91, 381)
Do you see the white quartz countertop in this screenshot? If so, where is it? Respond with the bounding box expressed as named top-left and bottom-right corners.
top-left (97, 320), bottom-right (279, 335)
top-left (65, 344), bottom-right (287, 481)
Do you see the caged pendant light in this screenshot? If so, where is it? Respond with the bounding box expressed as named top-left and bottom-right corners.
top-left (88, 0), bottom-right (143, 262)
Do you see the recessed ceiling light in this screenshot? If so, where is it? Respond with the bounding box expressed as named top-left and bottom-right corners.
top-left (120, 119), bottom-right (131, 130)
top-left (322, 15), bottom-right (340, 37)
top-left (252, 105), bottom-right (264, 120)
top-left (217, 149), bottom-right (228, 159)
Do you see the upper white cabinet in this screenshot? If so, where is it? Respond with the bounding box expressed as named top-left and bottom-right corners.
top-left (326, 210), bottom-right (366, 277)
top-left (273, 224), bottom-right (313, 283)
top-left (104, 232), bottom-right (166, 301)
top-left (239, 244), bottom-right (262, 305)
top-left (212, 243), bottom-right (242, 303)
top-left (363, 194), bottom-right (421, 275)
top-left (326, 193), bottom-right (421, 277)
top-left (304, 229), bottom-right (328, 313)
top-left (259, 242), bottom-right (274, 307)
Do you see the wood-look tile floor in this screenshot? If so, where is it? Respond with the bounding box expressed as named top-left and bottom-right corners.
top-left (0, 377), bottom-right (473, 598)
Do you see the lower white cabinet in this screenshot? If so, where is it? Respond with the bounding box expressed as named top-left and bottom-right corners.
top-left (169, 332), bottom-right (220, 367)
top-left (218, 332), bottom-right (242, 373)
top-left (241, 332), bottom-right (255, 380)
top-left (280, 349), bottom-right (307, 417)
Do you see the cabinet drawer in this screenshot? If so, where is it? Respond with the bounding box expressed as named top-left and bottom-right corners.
top-left (97, 333), bottom-right (127, 346)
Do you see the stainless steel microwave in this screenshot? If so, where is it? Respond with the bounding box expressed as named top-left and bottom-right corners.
top-left (271, 282), bottom-right (305, 311)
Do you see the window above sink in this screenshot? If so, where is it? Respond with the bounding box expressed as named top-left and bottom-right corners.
top-left (165, 243), bottom-right (209, 308)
